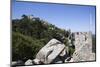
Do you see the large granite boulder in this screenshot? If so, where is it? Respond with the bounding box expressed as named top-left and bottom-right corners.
top-left (33, 38), bottom-right (66, 64)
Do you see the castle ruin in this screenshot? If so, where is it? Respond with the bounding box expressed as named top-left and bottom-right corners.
top-left (72, 32), bottom-right (95, 62)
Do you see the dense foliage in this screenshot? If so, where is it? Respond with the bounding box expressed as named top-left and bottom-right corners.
top-left (12, 15), bottom-right (73, 61)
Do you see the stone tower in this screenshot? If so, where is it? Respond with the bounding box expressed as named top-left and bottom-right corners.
top-left (72, 32), bottom-right (95, 62)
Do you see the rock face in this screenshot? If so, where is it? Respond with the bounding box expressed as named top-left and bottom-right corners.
top-left (72, 32), bottom-right (95, 62)
top-left (34, 38), bottom-right (66, 64)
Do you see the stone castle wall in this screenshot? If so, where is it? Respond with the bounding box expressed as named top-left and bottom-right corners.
top-left (72, 32), bottom-right (95, 62)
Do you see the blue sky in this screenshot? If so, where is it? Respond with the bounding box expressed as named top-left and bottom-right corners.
top-left (12, 0), bottom-right (96, 34)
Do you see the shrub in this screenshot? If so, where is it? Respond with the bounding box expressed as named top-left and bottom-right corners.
top-left (12, 32), bottom-right (44, 61)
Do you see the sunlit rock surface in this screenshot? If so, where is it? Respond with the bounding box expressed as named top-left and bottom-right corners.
top-left (34, 38), bottom-right (66, 64)
top-left (25, 59), bottom-right (33, 65)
